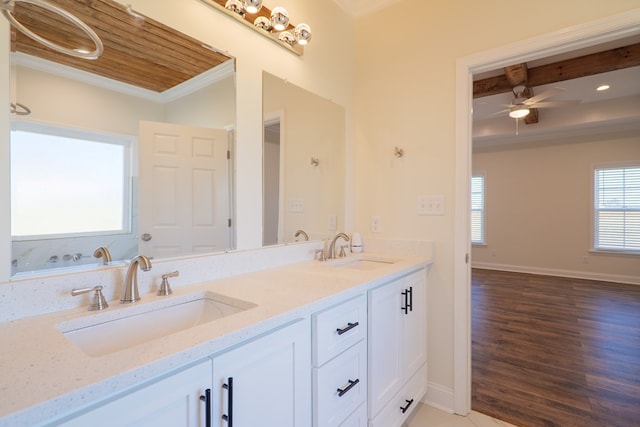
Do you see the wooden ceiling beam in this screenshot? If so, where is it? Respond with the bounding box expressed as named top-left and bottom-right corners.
top-left (474, 43), bottom-right (640, 98)
top-left (503, 63), bottom-right (538, 124)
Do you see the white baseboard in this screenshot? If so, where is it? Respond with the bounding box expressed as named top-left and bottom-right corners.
top-left (422, 382), bottom-right (455, 413)
top-left (472, 262), bottom-right (640, 285)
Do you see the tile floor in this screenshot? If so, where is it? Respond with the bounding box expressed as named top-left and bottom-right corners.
top-left (405, 404), bottom-right (518, 427)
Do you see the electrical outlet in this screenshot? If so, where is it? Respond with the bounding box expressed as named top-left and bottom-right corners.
top-left (328, 214), bottom-right (337, 231)
top-left (371, 215), bottom-right (382, 233)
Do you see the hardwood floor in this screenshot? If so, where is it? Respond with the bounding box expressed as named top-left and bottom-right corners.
top-left (471, 269), bottom-right (640, 427)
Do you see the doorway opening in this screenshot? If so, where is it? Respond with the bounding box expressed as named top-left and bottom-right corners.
top-left (454, 9), bottom-right (640, 416)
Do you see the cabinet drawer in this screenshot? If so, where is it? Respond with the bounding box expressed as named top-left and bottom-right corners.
top-left (368, 363), bottom-right (427, 427)
top-left (313, 295), bottom-right (366, 366)
top-left (314, 341), bottom-right (367, 427)
top-left (340, 403), bottom-right (367, 427)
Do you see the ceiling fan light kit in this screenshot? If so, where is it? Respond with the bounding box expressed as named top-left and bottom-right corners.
top-left (509, 106), bottom-right (530, 119)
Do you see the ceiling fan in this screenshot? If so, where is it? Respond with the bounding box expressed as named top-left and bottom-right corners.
top-left (503, 85), bottom-right (581, 119)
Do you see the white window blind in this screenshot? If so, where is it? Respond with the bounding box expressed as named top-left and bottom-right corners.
top-left (471, 175), bottom-right (485, 244)
top-left (594, 166), bottom-right (640, 252)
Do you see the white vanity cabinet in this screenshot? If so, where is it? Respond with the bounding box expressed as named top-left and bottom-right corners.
top-left (367, 268), bottom-right (427, 426)
top-left (50, 359), bottom-right (212, 427)
top-left (211, 318), bottom-right (311, 427)
top-left (312, 295), bottom-right (367, 427)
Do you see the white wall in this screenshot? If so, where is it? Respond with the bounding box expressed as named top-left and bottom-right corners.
top-left (354, 0), bottom-right (640, 404)
top-left (472, 134), bottom-right (640, 283)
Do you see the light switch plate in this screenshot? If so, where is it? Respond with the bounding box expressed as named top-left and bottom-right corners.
top-left (417, 195), bottom-right (445, 215)
top-left (328, 214), bottom-right (337, 231)
top-left (288, 198), bottom-right (304, 213)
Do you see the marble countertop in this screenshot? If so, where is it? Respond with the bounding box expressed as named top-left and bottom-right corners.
top-left (0, 253), bottom-right (431, 427)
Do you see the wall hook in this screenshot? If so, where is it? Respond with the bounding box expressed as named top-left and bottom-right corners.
top-left (394, 146), bottom-right (404, 158)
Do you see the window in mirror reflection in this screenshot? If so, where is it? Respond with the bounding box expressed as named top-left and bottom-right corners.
top-left (11, 124), bottom-right (131, 238)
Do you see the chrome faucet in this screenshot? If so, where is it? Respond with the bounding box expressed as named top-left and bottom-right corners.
top-left (294, 229), bottom-right (309, 241)
top-left (328, 232), bottom-right (350, 259)
top-left (93, 246), bottom-right (112, 265)
top-left (121, 255), bottom-right (152, 303)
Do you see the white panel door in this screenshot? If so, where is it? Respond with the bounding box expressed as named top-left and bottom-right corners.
top-left (139, 121), bottom-right (229, 258)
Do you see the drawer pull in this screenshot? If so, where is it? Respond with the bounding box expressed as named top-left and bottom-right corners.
top-left (199, 388), bottom-right (211, 427)
top-left (336, 322), bottom-right (359, 335)
top-left (222, 377), bottom-right (233, 426)
top-left (337, 378), bottom-right (360, 397)
top-left (401, 289), bottom-right (409, 314)
top-left (400, 398), bottom-right (414, 414)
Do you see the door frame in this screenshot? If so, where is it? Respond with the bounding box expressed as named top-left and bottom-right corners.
top-left (453, 9), bottom-right (640, 415)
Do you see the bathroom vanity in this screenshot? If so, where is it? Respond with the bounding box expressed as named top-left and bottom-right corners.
top-left (0, 250), bottom-right (431, 427)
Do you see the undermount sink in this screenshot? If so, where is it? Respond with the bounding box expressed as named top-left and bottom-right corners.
top-left (327, 256), bottom-right (398, 270)
top-left (58, 292), bottom-right (256, 357)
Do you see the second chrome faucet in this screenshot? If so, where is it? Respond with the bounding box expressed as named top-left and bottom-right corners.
top-left (121, 255), bottom-right (152, 303)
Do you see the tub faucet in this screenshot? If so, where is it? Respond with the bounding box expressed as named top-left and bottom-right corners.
top-left (93, 246), bottom-right (112, 265)
top-left (121, 255), bottom-right (152, 303)
top-left (328, 232), bottom-right (350, 259)
top-left (294, 229), bottom-right (309, 241)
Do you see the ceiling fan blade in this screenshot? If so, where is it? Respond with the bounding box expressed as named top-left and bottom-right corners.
top-left (532, 100), bottom-right (581, 108)
top-left (491, 108), bottom-right (511, 116)
top-left (523, 87), bottom-right (566, 105)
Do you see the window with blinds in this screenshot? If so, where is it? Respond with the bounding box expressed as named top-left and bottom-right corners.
top-left (594, 166), bottom-right (640, 252)
top-left (471, 175), bottom-right (485, 244)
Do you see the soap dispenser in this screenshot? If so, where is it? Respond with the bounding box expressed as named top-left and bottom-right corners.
top-left (351, 232), bottom-right (363, 253)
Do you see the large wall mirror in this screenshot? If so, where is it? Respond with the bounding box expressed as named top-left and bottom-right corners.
top-left (8, 0), bottom-right (236, 275)
top-left (262, 72), bottom-right (345, 246)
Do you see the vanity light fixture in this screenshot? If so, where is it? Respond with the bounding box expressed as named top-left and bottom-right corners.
top-left (202, 0), bottom-right (311, 54)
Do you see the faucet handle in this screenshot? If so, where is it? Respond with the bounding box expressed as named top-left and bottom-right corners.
top-left (158, 271), bottom-right (179, 296)
top-left (339, 245), bottom-right (348, 258)
top-left (314, 249), bottom-right (326, 262)
top-left (71, 286), bottom-right (109, 311)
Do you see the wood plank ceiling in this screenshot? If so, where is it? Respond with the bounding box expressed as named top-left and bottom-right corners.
top-left (10, 0), bottom-right (232, 93)
top-left (473, 43), bottom-right (640, 124)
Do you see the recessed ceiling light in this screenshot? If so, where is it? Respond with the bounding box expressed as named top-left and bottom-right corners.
top-left (596, 84), bottom-right (610, 91)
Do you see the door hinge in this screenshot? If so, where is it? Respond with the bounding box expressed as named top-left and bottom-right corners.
top-left (465, 253), bottom-right (469, 264)
top-left (227, 150), bottom-right (231, 160)
top-left (228, 218), bottom-right (232, 227)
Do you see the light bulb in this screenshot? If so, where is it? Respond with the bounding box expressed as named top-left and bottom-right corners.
top-left (225, 0), bottom-right (245, 15)
top-left (243, 0), bottom-right (262, 14)
top-left (278, 31), bottom-right (295, 46)
top-left (294, 23), bottom-right (311, 45)
top-left (509, 107), bottom-right (530, 119)
top-left (270, 6), bottom-right (289, 31)
top-left (254, 16), bottom-right (272, 31)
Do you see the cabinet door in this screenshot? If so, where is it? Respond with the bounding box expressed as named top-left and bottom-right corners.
top-left (367, 279), bottom-right (404, 418)
top-left (403, 270), bottom-right (427, 377)
top-left (55, 360), bottom-right (212, 427)
top-left (212, 319), bottom-right (311, 427)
